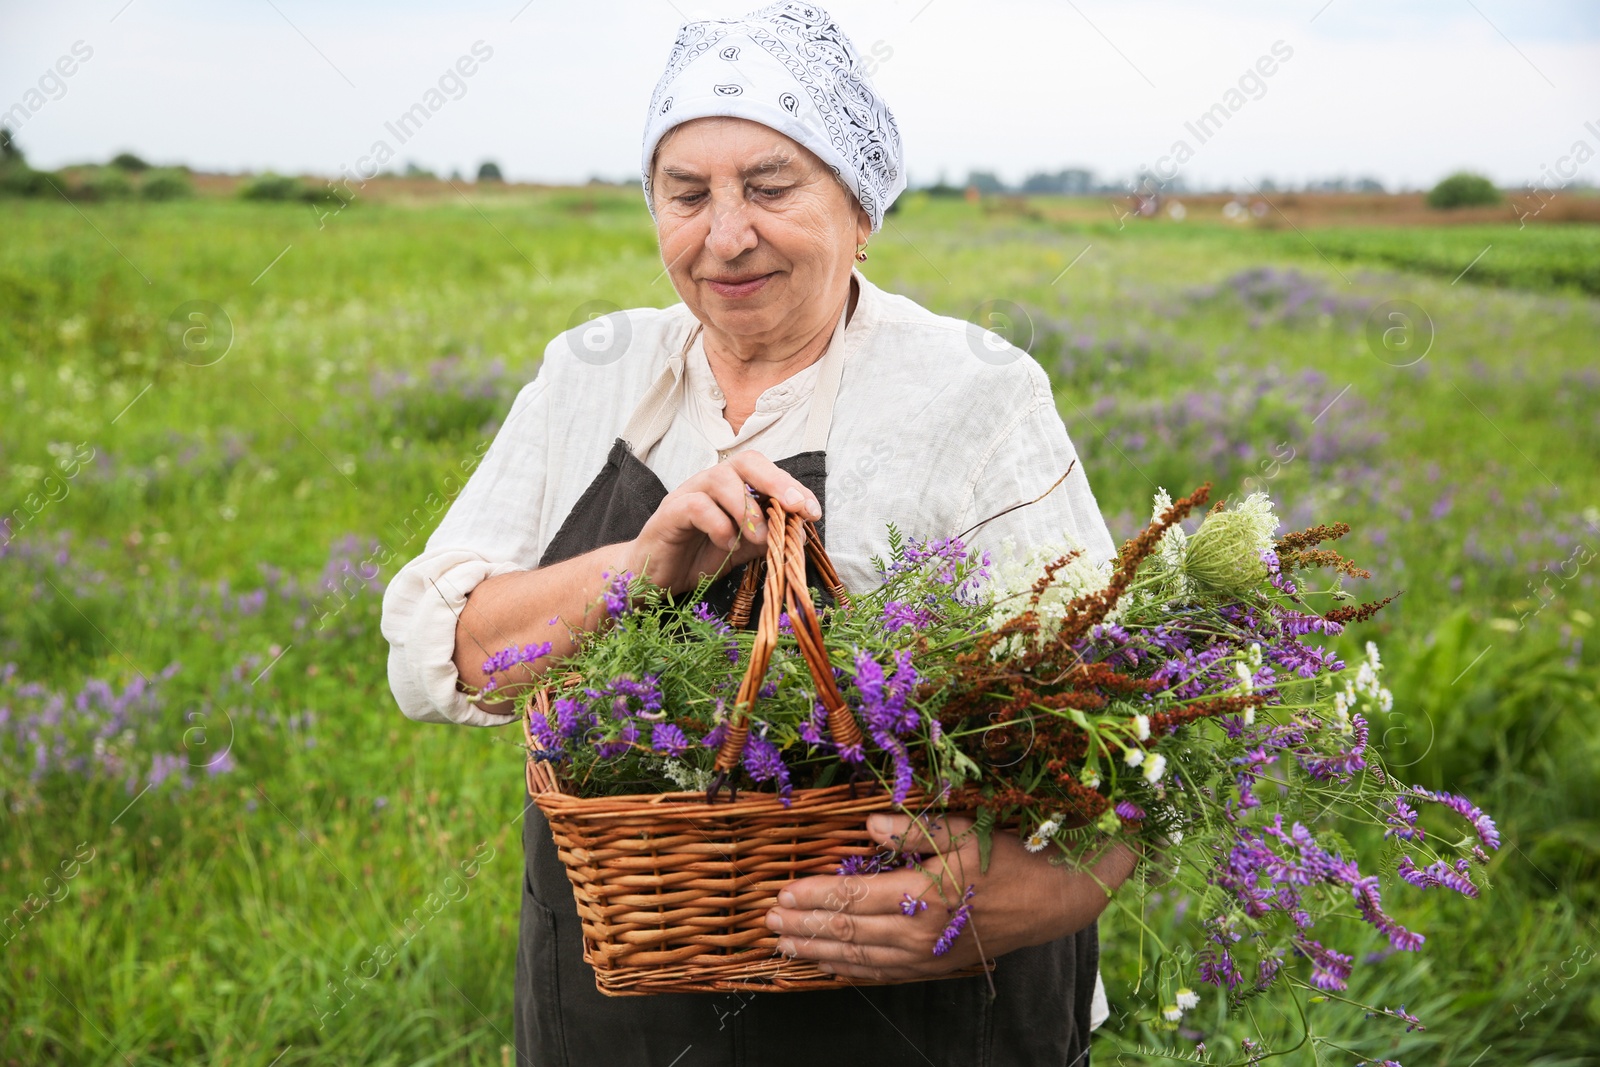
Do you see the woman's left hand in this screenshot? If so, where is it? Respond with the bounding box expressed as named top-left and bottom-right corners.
top-left (765, 812), bottom-right (1137, 981)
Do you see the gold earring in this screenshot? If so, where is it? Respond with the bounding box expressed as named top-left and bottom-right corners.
top-left (855, 243), bottom-right (869, 262)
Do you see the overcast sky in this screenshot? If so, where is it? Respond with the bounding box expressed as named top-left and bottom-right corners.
top-left (4, 0), bottom-right (1598, 191)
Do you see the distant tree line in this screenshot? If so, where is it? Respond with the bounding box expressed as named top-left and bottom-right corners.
top-left (0, 134), bottom-right (1553, 212)
top-left (0, 132), bottom-right (193, 200)
top-left (917, 167), bottom-right (1394, 197)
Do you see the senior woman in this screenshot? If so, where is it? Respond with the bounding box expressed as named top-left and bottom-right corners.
top-left (382, 3), bottom-right (1135, 1064)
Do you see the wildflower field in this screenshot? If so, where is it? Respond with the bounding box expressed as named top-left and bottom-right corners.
top-left (1, 188), bottom-right (1597, 1065)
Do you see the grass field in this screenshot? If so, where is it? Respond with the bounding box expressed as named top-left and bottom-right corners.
top-left (1, 188), bottom-right (1597, 1065)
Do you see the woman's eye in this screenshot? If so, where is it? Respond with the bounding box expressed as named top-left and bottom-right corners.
top-left (752, 186), bottom-right (788, 201)
top-left (674, 192), bottom-right (707, 205)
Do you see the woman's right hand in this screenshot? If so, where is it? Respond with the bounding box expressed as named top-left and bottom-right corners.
top-left (624, 450), bottom-right (822, 594)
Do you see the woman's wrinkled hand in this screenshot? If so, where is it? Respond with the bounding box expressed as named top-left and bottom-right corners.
top-left (625, 450), bottom-right (821, 594)
top-left (764, 812), bottom-right (1137, 982)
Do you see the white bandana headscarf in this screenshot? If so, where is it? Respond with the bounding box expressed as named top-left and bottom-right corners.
top-left (640, 1), bottom-right (906, 232)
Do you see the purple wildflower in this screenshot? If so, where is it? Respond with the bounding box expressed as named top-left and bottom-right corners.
top-left (600, 570), bottom-right (632, 619)
top-left (1385, 796), bottom-right (1424, 842)
top-left (837, 851), bottom-right (898, 875)
top-left (481, 641), bottom-right (553, 679)
top-left (651, 722), bottom-right (691, 758)
top-left (743, 731), bottom-right (792, 804)
top-left (528, 710), bottom-right (562, 751)
top-left (593, 720), bottom-right (639, 760)
top-left (1409, 786), bottom-right (1500, 851)
top-left (851, 650), bottom-right (923, 804)
top-left (691, 601), bottom-right (731, 634)
top-left (1196, 945), bottom-right (1242, 988)
top-left (1350, 876), bottom-right (1425, 951)
top-left (1297, 938), bottom-right (1354, 991)
top-left (1115, 800), bottom-right (1146, 822)
top-left (1261, 548), bottom-right (1297, 595)
top-left (882, 600), bottom-right (937, 633)
top-left (1257, 956), bottom-right (1282, 988)
top-left (932, 885), bottom-right (976, 955)
top-left (1299, 714), bottom-right (1368, 780)
top-left (899, 893), bottom-right (928, 916)
top-left (552, 697), bottom-right (591, 739)
top-left (700, 717), bottom-right (729, 751)
top-left (799, 701), bottom-right (831, 748)
top-left (1381, 1005), bottom-right (1426, 1032)
top-left (1397, 855), bottom-right (1478, 898)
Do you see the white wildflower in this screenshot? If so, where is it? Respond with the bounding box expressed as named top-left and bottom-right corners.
top-left (1234, 661), bottom-right (1254, 694)
top-left (1081, 765), bottom-right (1102, 790)
top-left (1377, 687), bottom-right (1393, 713)
top-left (1176, 988), bottom-right (1200, 1011)
top-left (1133, 713), bottom-right (1151, 741)
top-left (1183, 491), bottom-right (1282, 597)
top-left (1247, 642), bottom-right (1263, 670)
top-left (1152, 488), bottom-right (1190, 578)
top-left (1233, 491), bottom-right (1282, 549)
top-left (1242, 704), bottom-right (1256, 726)
top-left (651, 757), bottom-right (712, 792)
top-left (1366, 640), bottom-right (1382, 672)
top-left (1142, 752), bottom-right (1168, 783)
top-left (986, 535), bottom-right (1117, 656)
top-left (1162, 1004), bottom-right (1183, 1023)
top-left (1124, 748), bottom-right (1145, 768)
top-left (1024, 814), bottom-right (1065, 853)
top-left (1355, 661), bottom-right (1379, 698)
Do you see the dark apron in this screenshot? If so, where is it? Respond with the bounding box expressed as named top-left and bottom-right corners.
top-left (514, 295), bottom-right (1098, 1067)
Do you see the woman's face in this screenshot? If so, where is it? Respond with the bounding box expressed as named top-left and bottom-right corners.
top-left (651, 117), bottom-right (869, 348)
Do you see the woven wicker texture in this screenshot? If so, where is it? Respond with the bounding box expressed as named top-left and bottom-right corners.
top-left (526, 500), bottom-right (981, 996)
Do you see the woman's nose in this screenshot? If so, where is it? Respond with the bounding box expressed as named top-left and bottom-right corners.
top-left (705, 191), bottom-right (759, 260)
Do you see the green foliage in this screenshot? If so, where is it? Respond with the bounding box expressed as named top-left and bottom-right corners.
top-left (1311, 224), bottom-right (1600, 293)
top-left (975, 806), bottom-right (997, 872)
top-left (1428, 171), bottom-right (1503, 209)
top-left (0, 165), bottom-right (55, 197)
top-left (238, 171), bottom-right (316, 202)
top-left (109, 150), bottom-right (151, 172)
top-left (76, 166), bottom-right (134, 200)
top-left (140, 167), bottom-right (193, 200)
top-left (0, 126), bottom-right (22, 164)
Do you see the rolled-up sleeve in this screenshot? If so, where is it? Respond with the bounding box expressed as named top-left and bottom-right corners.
top-left (380, 373), bottom-right (553, 726)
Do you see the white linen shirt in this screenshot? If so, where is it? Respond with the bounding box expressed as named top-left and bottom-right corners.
top-left (380, 270), bottom-right (1116, 728)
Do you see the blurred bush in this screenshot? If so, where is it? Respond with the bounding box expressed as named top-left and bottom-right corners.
top-left (238, 172), bottom-right (317, 202)
top-left (77, 166), bottom-right (134, 200)
top-left (477, 160), bottom-right (503, 182)
top-left (1428, 171), bottom-right (1502, 209)
top-left (109, 151), bottom-right (151, 172)
top-left (140, 167), bottom-right (193, 200)
top-left (0, 165), bottom-right (56, 197)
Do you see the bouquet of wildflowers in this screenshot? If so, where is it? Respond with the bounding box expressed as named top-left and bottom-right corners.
top-left (481, 483), bottom-right (1494, 1056)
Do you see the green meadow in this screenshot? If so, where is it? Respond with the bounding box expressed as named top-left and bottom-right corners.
top-left (1, 189), bottom-right (1596, 1065)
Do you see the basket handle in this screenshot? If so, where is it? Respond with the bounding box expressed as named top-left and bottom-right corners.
top-left (713, 500), bottom-right (862, 775)
top-left (727, 516), bottom-right (849, 629)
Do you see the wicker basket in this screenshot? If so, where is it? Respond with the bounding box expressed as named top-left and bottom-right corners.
top-left (525, 501), bottom-right (972, 996)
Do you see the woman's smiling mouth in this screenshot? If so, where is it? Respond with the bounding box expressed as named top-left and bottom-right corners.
top-left (704, 272), bottom-right (775, 299)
